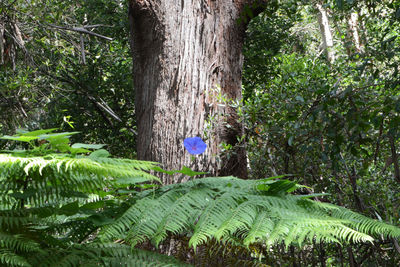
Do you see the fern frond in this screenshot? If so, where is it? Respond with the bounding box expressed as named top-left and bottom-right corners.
top-left (0, 154), bottom-right (160, 185)
top-left (94, 244), bottom-right (191, 267)
top-left (101, 176), bottom-right (400, 250)
top-left (28, 243), bottom-right (190, 267)
top-left (0, 250), bottom-right (31, 267)
top-left (0, 153), bottom-right (160, 207)
top-left (2, 138), bottom-right (399, 266)
top-left (308, 200), bottom-right (400, 239)
top-left (0, 233), bottom-right (40, 253)
top-left (189, 192), bottom-right (243, 249)
top-left (242, 211), bottom-right (274, 246)
top-left (151, 187), bottom-right (215, 245)
top-left (0, 149), bottom-right (172, 266)
top-left (0, 210), bottom-right (33, 230)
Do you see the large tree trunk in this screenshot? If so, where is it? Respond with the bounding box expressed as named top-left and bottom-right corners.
top-left (129, 0), bottom-right (261, 184)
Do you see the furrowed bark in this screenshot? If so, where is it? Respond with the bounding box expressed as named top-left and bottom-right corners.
top-left (129, 0), bottom-right (265, 183)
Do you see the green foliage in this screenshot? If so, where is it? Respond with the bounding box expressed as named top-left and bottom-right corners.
top-left (2, 0), bottom-right (400, 264)
top-left (1, 129), bottom-right (400, 266)
top-left (241, 1), bottom-right (400, 264)
top-left (100, 176), bottom-right (400, 251)
top-left (0, 130), bottom-right (171, 266)
top-left (242, 0), bottom-right (301, 100)
top-left (0, 0), bottom-right (135, 157)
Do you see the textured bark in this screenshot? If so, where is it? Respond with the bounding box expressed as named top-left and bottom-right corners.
top-left (129, 0), bottom-right (263, 183)
top-left (316, 3), bottom-right (335, 63)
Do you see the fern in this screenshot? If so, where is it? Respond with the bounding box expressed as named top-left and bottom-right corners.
top-left (98, 245), bottom-right (192, 267)
top-left (23, 243), bottom-right (190, 267)
top-left (0, 233), bottom-right (40, 253)
top-left (0, 250), bottom-right (31, 267)
top-left (101, 176), bottom-right (400, 251)
top-left (0, 130), bottom-right (178, 266)
top-left (1, 129), bottom-right (400, 266)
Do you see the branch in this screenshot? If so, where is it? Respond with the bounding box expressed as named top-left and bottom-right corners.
top-left (35, 68), bottom-right (137, 135)
top-left (87, 95), bottom-right (122, 123)
top-left (82, 24), bottom-right (113, 29)
top-left (48, 24), bottom-right (113, 41)
top-left (86, 95), bottom-right (115, 127)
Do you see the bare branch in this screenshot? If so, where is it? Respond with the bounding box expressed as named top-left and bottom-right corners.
top-left (83, 24), bottom-right (113, 29)
top-left (48, 24), bottom-right (113, 41)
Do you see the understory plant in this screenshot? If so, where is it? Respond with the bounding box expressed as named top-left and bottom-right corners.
top-left (0, 129), bottom-right (399, 266)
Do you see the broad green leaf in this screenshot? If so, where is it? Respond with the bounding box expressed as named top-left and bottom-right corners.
top-left (72, 143), bottom-right (105, 149)
top-left (258, 174), bottom-right (293, 182)
top-left (16, 128), bottom-right (29, 134)
top-left (176, 166), bottom-right (208, 177)
top-left (69, 147), bottom-right (91, 154)
top-left (59, 201), bottom-right (80, 216)
top-left (22, 128), bottom-right (58, 136)
top-left (114, 176), bottom-right (151, 184)
top-left (299, 193), bottom-right (330, 199)
top-left (154, 166), bottom-right (208, 177)
top-left (38, 132), bottom-right (80, 140)
top-left (267, 180), bottom-right (298, 194)
top-left (89, 214), bottom-right (114, 226)
top-left (0, 149), bottom-right (27, 154)
top-left (256, 183), bottom-right (270, 191)
top-left (81, 201), bottom-right (105, 210)
top-left (89, 149), bottom-right (110, 158)
top-left (54, 143), bottom-right (72, 153)
top-left (0, 135), bottom-right (38, 142)
top-left (152, 166), bottom-right (176, 175)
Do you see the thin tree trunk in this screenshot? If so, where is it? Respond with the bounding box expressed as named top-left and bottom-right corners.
top-left (347, 12), bottom-right (363, 54)
top-left (290, 245), bottom-right (298, 267)
top-left (389, 135), bottom-right (400, 183)
top-left (393, 238), bottom-right (400, 254)
top-left (0, 19), bottom-right (4, 64)
top-left (347, 246), bottom-right (358, 267)
top-left (129, 1), bottom-right (263, 183)
top-left (319, 242), bottom-right (326, 267)
top-left (337, 244), bottom-right (345, 267)
top-left (316, 3), bottom-right (335, 63)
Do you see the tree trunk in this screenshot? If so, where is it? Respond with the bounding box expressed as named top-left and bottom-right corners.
top-left (129, 0), bottom-right (261, 183)
top-left (347, 12), bottom-right (363, 54)
top-left (316, 3), bottom-right (335, 63)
